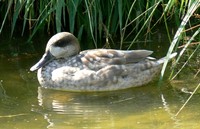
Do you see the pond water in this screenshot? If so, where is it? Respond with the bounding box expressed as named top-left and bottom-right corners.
top-left (0, 33), bottom-right (200, 129)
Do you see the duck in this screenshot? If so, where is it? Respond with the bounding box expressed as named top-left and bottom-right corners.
top-left (30, 32), bottom-right (177, 92)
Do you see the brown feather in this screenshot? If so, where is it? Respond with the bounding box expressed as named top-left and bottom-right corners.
top-left (80, 49), bottom-right (153, 70)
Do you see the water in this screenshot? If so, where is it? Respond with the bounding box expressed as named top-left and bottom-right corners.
top-left (0, 53), bottom-right (200, 129)
top-left (0, 35), bottom-right (200, 129)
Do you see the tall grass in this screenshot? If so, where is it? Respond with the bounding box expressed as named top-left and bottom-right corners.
top-left (0, 0), bottom-right (175, 47)
top-left (160, 0), bottom-right (200, 79)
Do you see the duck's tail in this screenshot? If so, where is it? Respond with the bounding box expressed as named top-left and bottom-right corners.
top-left (156, 52), bottom-right (177, 64)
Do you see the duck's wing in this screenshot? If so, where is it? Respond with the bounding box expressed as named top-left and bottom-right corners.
top-left (80, 49), bottom-right (153, 70)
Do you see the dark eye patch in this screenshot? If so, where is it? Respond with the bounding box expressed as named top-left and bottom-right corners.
top-left (53, 37), bottom-right (72, 47)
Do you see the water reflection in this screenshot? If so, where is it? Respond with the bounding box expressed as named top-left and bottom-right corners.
top-left (31, 84), bottom-right (187, 129)
top-left (161, 94), bottom-right (181, 128)
top-left (36, 87), bottom-right (138, 128)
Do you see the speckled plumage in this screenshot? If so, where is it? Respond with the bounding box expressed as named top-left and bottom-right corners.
top-left (30, 32), bottom-right (177, 91)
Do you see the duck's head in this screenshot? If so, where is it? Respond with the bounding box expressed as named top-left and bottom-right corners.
top-left (30, 32), bottom-right (80, 71)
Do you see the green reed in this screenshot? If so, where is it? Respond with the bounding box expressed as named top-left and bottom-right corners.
top-left (0, 0), bottom-right (164, 47)
top-left (160, 0), bottom-right (200, 79)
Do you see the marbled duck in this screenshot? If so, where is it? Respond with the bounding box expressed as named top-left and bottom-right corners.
top-left (30, 32), bottom-right (177, 91)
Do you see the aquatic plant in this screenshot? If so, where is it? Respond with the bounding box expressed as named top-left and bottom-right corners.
top-left (160, 0), bottom-right (200, 79)
top-left (0, 1), bottom-right (190, 46)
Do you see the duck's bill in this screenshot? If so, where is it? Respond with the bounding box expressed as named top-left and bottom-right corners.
top-left (30, 51), bottom-right (55, 71)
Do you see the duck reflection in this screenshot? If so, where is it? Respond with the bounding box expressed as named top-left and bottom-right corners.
top-left (34, 85), bottom-right (182, 129)
top-left (36, 87), bottom-right (130, 128)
